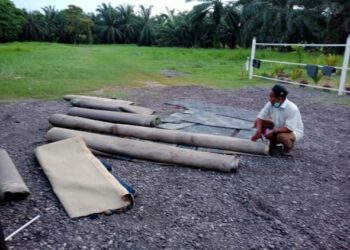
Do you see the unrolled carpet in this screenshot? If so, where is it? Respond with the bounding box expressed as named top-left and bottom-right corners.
top-left (35, 137), bottom-right (133, 218)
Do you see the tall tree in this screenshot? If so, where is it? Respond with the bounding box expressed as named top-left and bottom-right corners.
top-left (238, 0), bottom-right (324, 46)
top-left (42, 5), bottom-right (60, 42)
top-left (0, 0), bottom-right (340, 49)
top-left (0, 0), bottom-right (24, 42)
top-left (218, 4), bottom-right (241, 48)
top-left (324, 0), bottom-right (350, 46)
top-left (187, 0), bottom-right (226, 48)
top-left (61, 5), bottom-right (93, 44)
top-left (95, 3), bottom-right (122, 43)
top-left (189, 4), bottom-right (211, 47)
top-left (138, 5), bottom-right (155, 46)
top-left (116, 4), bottom-right (139, 43)
top-left (20, 10), bottom-right (46, 41)
top-left (156, 11), bottom-right (193, 47)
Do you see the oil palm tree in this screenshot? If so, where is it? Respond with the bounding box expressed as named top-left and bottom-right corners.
top-left (42, 5), bottom-right (59, 41)
top-left (187, 0), bottom-right (225, 48)
top-left (96, 3), bottom-right (122, 43)
top-left (189, 4), bottom-right (210, 47)
top-left (157, 11), bottom-right (193, 47)
top-left (21, 10), bottom-right (46, 41)
top-left (116, 4), bottom-right (139, 43)
top-left (218, 4), bottom-right (241, 48)
top-left (238, 0), bottom-right (324, 46)
top-left (138, 5), bottom-right (155, 46)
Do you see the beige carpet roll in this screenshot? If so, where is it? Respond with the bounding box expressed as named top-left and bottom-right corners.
top-left (63, 95), bottom-right (134, 105)
top-left (71, 98), bottom-right (155, 115)
top-left (0, 150), bottom-right (30, 201)
top-left (67, 108), bottom-right (160, 127)
top-left (49, 114), bottom-right (268, 155)
top-left (35, 137), bottom-right (132, 218)
top-left (46, 128), bottom-right (240, 173)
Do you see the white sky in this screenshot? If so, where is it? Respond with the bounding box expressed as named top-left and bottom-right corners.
top-left (12, 0), bottom-right (199, 15)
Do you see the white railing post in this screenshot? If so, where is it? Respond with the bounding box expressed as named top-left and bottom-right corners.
top-left (249, 37), bottom-right (256, 80)
top-left (338, 35), bottom-right (350, 95)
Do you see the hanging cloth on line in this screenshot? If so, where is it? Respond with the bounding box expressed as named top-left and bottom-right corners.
top-left (322, 66), bottom-right (336, 76)
top-left (306, 65), bottom-right (318, 78)
top-left (253, 59), bottom-right (261, 69)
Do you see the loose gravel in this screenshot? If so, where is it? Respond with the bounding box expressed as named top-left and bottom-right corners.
top-left (0, 85), bottom-right (349, 249)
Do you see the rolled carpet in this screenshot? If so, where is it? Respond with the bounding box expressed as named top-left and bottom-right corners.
top-left (35, 137), bottom-right (133, 218)
top-left (67, 107), bottom-right (160, 127)
top-left (63, 95), bottom-right (134, 105)
top-left (71, 98), bottom-right (155, 115)
top-left (46, 127), bottom-right (240, 173)
top-left (0, 149), bottom-right (30, 202)
top-left (0, 220), bottom-right (6, 250)
top-left (49, 114), bottom-right (268, 155)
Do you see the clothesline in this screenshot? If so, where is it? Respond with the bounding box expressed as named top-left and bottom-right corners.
top-left (253, 74), bottom-right (350, 94)
top-left (256, 43), bottom-right (346, 47)
top-left (258, 59), bottom-right (350, 71)
top-left (250, 36), bottom-right (350, 95)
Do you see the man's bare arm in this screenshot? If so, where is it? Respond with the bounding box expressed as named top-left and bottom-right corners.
top-left (251, 118), bottom-right (263, 141)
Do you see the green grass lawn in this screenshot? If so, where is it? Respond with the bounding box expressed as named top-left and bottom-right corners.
top-left (0, 42), bottom-right (348, 100)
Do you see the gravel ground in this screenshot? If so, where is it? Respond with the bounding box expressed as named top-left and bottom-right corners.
top-left (0, 85), bottom-right (349, 250)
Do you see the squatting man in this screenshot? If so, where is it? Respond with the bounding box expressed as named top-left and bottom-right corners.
top-left (251, 84), bottom-right (304, 156)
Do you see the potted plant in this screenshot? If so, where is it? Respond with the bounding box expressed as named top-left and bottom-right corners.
top-left (291, 67), bottom-right (303, 80)
top-left (322, 82), bottom-right (332, 91)
top-left (345, 87), bottom-right (350, 95)
top-left (299, 79), bottom-right (308, 88)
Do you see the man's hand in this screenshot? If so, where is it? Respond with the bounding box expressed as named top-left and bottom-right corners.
top-left (251, 131), bottom-right (262, 141)
top-left (265, 130), bottom-right (275, 139)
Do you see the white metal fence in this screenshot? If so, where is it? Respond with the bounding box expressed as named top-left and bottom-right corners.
top-left (249, 35), bottom-right (350, 95)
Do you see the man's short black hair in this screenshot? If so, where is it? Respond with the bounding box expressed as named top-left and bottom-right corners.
top-left (272, 84), bottom-right (288, 99)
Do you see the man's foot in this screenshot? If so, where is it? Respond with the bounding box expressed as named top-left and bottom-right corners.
top-left (269, 144), bottom-right (283, 157)
top-left (270, 143), bottom-right (283, 150)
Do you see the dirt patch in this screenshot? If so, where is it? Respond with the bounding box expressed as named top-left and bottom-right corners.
top-left (142, 81), bottom-right (167, 88)
top-left (161, 70), bottom-right (190, 78)
top-left (0, 86), bottom-right (349, 249)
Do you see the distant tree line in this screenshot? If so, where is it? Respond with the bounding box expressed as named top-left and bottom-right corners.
top-left (0, 0), bottom-right (349, 48)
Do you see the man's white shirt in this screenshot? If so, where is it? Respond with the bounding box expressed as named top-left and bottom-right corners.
top-left (257, 99), bottom-right (304, 141)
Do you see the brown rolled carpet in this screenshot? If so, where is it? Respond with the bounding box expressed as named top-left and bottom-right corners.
top-left (67, 108), bottom-right (160, 127)
top-left (49, 114), bottom-right (268, 155)
top-left (71, 98), bottom-right (155, 115)
top-left (63, 95), bottom-right (134, 105)
top-left (0, 149), bottom-right (30, 202)
top-left (46, 127), bottom-right (240, 173)
top-left (0, 220), bottom-right (6, 250)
